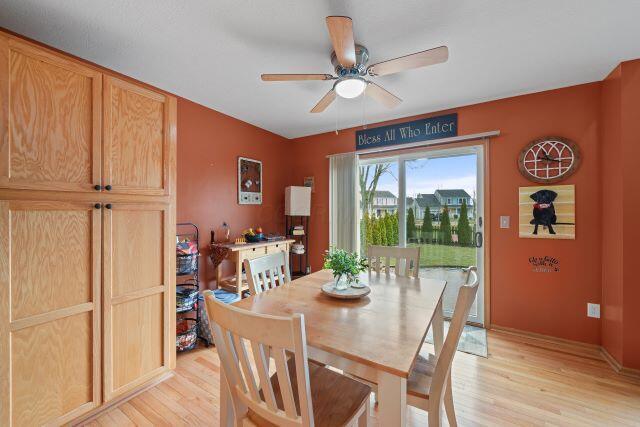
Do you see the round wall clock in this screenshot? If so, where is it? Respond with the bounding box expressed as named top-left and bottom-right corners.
top-left (518, 136), bottom-right (581, 183)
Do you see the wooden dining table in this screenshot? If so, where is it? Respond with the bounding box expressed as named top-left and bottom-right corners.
top-left (221, 269), bottom-right (447, 426)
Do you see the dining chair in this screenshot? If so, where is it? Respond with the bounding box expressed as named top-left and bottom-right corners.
top-left (244, 251), bottom-right (291, 296)
top-left (354, 266), bottom-right (478, 426)
top-left (204, 293), bottom-right (371, 427)
top-left (367, 245), bottom-right (421, 278)
top-left (406, 266), bottom-right (479, 427)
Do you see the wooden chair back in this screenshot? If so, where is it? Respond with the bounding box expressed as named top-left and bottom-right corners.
top-left (204, 292), bottom-right (314, 426)
top-left (430, 266), bottom-right (479, 403)
top-left (244, 252), bottom-right (291, 296)
top-left (367, 245), bottom-right (421, 278)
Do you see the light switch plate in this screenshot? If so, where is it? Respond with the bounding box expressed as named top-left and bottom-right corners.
top-left (587, 303), bottom-right (600, 318)
top-left (500, 216), bottom-right (510, 229)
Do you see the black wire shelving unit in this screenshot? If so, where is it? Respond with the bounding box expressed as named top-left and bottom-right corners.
top-left (176, 222), bottom-right (211, 351)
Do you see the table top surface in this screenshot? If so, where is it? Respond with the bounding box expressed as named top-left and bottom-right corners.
top-left (234, 269), bottom-right (446, 377)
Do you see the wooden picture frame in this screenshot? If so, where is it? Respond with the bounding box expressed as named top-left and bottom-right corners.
top-left (519, 184), bottom-right (575, 239)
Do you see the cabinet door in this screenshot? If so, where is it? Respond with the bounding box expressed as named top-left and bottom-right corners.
top-left (0, 34), bottom-right (102, 192)
top-left (103, 76), bottom-right (176, 196)
top-left (0, 200), bottom-right (101, 426)
top-left (102, 202), bottom-right (173, 401)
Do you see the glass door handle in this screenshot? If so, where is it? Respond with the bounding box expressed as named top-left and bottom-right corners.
top-left (475, 231), bottom-right (483, 248)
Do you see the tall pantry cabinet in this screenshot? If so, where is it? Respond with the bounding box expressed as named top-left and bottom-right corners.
top-left (0, 31), bottom-right (176, 426)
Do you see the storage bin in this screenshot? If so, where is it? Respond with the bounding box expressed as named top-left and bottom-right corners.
top-left (176, 318), bottom-right (198, 352)
top-left (177, 253), bottom-right (198, 275)
top-left (177, 282), bottom-right (199, 312)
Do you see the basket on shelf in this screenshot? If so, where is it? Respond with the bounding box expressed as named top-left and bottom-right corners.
top-left (176, 282), bottom-right (199, 313)
top-left (176, 253), bottom-right (198, 275)
top-left (176, 318), bottom-right (198, 351)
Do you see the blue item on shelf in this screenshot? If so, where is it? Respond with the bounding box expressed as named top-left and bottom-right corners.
top-left (198, 290), bottom-right (240, 347)
top-left (213, 288), bottom-right (241, 304)
top-left (196, 294), bottom-right (213, 346)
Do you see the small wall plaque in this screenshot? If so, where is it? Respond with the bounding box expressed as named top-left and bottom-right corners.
top-left (238, 157), bottom-right (262, 205)
top-left (529, 256), bottom-right (560, 273)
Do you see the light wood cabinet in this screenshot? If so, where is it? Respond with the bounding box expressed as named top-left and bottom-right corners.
top-left (102, 203), bottom-right (173, 401)
top-left (0, 200), bottom-right (102, 426)
top-left (0, 34), bottom-right (102, 193)
top-left (0, 30), bottom-right (176, 426)
top-left (103, 76), bottom-right (173, 196)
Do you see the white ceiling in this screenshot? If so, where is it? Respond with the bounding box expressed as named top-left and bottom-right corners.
top-left (1, 1), bottom-right (640, 139)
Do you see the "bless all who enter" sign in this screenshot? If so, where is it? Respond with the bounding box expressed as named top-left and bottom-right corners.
top-left (355, 113), bottom-right (458, 150)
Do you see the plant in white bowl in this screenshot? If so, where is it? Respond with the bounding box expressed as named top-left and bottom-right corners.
top-left (323, 248), bottom-right (368, 290)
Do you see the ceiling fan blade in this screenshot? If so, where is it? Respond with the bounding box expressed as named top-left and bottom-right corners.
top-left (261, 73), bottom-right (334, 81)
top-left (368, 46), bottom-right (449, 77)
top-left (366, 82), bottom-right (402, 109)
top-left (326, 16), bottom-right (356, 68)
top-left (310, 89), bottom-right (337, 113)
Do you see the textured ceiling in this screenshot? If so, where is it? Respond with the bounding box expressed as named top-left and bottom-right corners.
top-left (1, 1), bottom-right (639, 138)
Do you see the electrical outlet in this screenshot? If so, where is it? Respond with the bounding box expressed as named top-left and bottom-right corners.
top-left (500, 216), bottom-right (510, 229)
top-left (587, 303), bottom-right (600, 318)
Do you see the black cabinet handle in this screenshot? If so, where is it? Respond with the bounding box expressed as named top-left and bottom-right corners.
top-left (94, 184), bottom-right (101, 191)
top-left (94, 203), bottom-right (101, 209)
top-left (105, 185), bottom-right (112, 191)
top-left (105, 203), bottom-right (112, 209)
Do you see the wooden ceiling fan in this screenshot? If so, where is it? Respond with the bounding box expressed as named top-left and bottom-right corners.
top-left (261, 16), bottom-right (448, 113)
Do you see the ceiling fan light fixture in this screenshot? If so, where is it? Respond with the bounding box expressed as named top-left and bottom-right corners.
top-left (334, 77), bottom-right (366, 99)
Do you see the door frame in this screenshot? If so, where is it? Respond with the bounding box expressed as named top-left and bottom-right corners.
top-left (357, 140), bottom-right (490, 326)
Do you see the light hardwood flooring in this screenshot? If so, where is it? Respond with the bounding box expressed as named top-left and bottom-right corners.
top-left (82, 330), bottom-right (640, 426)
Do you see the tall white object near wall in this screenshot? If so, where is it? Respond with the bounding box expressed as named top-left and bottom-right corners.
top-left (285, 186), bottom-right (311, 216)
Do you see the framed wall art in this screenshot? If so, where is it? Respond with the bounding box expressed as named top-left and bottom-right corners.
top-left (238, 157), bottom-right (262, 205)
top-left (519, 184), bottom-right (575, 239)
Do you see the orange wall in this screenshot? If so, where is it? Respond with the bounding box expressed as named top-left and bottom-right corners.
top-left (599, 59), bottom-right (640, 370)
top-left (176, 98), bottom-right (291, 288)
top-left (600, 66), bottom-right (624, 363)
top-left (620, 60), bottom-right (640, 369)
top-left (289, 83), bottom-right (603, 345)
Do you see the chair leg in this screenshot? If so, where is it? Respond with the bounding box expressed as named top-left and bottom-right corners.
top-left (444, 375), bottom-right (457, 427)
top-left (428, 402), bottom-right (442, 427)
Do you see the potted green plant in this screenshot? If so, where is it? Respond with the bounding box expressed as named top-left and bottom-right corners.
top-left (323, 248), bottom-right (368, 290)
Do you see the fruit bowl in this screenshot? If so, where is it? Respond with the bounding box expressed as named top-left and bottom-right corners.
top-left (245, 233), bottom-right (264, 243)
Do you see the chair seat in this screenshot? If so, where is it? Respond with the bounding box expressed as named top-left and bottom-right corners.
top-left (407, 353), bottom-right (437, 400)
top-left (249, 358), bottom-right (371, 427)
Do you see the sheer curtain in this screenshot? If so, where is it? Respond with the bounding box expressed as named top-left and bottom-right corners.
top-left (329, 152), bottom-right (358, 252)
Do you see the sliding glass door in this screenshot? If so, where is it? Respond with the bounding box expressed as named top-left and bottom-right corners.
top-left (357, 145), bottom-right (485, 325)
top-left (405, 147), bottom-right (484, 324)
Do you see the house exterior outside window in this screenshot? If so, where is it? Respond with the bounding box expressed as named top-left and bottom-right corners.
top-left (408, 189), bottom-right (475, 222)
top-left (370, 190), bottom-right (398, 217)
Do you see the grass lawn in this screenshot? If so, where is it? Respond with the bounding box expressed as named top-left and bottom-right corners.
top-left (407, 243), bottom-right (476, 267)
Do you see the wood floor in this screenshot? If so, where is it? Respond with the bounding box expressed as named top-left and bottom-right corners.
top-left (82, 330), bottom-right (640, 426)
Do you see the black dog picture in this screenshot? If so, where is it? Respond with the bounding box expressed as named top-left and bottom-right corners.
top-left (519, 185), bottom-right (575, 239)
top-left (530, 189), bottom-right (557, 235)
